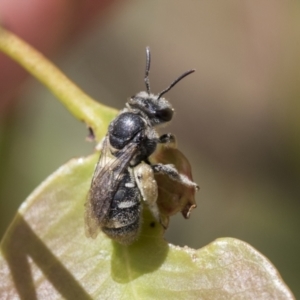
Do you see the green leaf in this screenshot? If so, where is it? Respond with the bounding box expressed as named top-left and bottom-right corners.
top-left (0, 155), bottom-right (294, 299)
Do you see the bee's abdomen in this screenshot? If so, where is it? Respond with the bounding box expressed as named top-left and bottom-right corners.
top-left (102, 171), bottom-right (142, 244)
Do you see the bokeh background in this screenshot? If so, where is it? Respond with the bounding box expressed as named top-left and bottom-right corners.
top-left (1, 1), bottom-right (299, 297)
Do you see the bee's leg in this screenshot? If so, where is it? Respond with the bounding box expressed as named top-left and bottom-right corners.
top-left (158, 133), bottom-right (177, 148)
top-left (152, 163), bottom-right (199, 191)
top-left (133, 162), bottom-right (161, 221)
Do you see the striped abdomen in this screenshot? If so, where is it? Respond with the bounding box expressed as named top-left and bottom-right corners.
top-left (101, 170), bottom-right (141, 244)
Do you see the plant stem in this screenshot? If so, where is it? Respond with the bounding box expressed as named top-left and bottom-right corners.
top-left (0, 27), bottom-right (117, 141)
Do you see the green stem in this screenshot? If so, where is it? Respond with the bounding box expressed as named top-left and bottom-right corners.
top-left (0, 27), bottom-right (117, 141)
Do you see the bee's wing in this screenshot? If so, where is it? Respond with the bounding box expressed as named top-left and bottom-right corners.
top-left (85, 136), bottom-right (139, 238)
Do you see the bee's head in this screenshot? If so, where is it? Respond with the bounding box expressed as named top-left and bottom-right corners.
top-left (128, 91), bottom-right (174, 125)
top-left (127, 47), bottom-right (195, 126)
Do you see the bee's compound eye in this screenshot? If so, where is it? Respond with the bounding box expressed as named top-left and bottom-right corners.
top-left (155, 108), bottom-right (173, 122)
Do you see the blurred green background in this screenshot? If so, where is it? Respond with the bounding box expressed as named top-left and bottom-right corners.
top-left (1, 1), bottom-right (299, 297)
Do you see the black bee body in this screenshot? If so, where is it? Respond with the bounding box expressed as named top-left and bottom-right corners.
top-left (109, 111), bottom-right (157, 166)
top-left (85, 48), bottom-right (198, 244)
top-left (101, 169), bottom-right (141, 244)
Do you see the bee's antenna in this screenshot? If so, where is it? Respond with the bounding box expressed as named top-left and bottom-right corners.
top-left (158, 69), bottom-right (195, 100)
top-left (144, 47), bottom-right (151, 94)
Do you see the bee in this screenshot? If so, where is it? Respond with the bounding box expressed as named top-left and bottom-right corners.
top-left (85, 47), bottom-right (198, 245)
